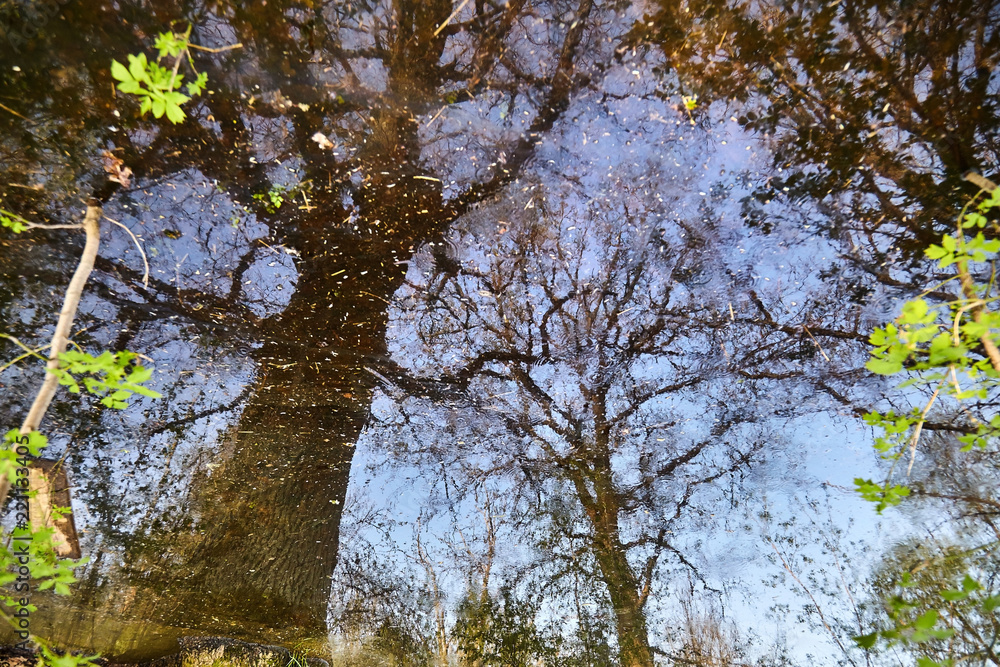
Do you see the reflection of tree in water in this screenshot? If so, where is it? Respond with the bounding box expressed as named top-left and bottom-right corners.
top-left (0, 0), bottom-right (629, 653)
top-left (865, 431), bottom-right (1000, 666)
top-left (635, 0), bottom-right (1000, 256)
top-left (339, 178), bottom-right (872, 665)
top-left (0, 0), bottom-right (998, 660)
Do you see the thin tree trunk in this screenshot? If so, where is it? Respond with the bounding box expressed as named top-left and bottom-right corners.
top-left (0, 204), bottom-right (101, 508)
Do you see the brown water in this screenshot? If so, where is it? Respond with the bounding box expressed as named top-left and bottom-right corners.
top-left (0, 0), bottom-right (998, 664)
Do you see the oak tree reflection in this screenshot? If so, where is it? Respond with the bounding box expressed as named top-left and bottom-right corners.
top-left (366, 179), bottom-right (869, 665)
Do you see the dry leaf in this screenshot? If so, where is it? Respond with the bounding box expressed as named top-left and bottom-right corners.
top-left (101, 150), bottom-right (132, 188)
top-left (311, 132), bottom-right (334, 150)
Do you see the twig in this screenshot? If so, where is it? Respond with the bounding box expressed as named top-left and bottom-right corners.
top-left (803, 325), bottom-right (831, 362)
top-left (957, 267), bottom-right (1000, 373)
top-left (24, 223), bottom-right (84, 230)
top-left (0, 102), bottom-right (30, 122)
top-left (434, 0), bottom-right (472, 36)
top-left (2, 207), bottom-right (83, 231)
top-left (105, 216), bottom-right (150, 288)
top-left (0, 335), bottom-right (50, 373)
top-left (425, 106), bottom-right (447, 128)
top-left (166, 24), bottom-right (193, 95)
top-left (766, 536), bottom-right (859, 666)
top-left (359, 290), bottom-right (391, 304)
top-left (964, 171), bottom-right (999, 193)
top-left (957, 173), bottom-right (1000, 373)
top-left (188, 43), bottom-right (243, 53)
top-left (0, 204), bottom-right (101, 509)
top-left (907, 378), bottom-right (945, 476)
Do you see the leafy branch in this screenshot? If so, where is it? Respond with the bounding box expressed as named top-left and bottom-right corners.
top-left (111, 25), bottom-right (239, 124)
top-left (0, 203), bottom-right (162, 665)
top-left (49, 350), bottom-right (162, 409)
top-left (859, 179), bottom-right (1000, 510)
top-left (854, 174), bottom-right (1000, 665)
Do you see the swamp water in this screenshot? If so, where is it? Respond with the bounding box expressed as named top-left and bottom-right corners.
top-left (0, 0), bottom-right (998, 665)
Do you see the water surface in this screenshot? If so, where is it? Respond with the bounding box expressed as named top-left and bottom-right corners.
top-left (0, 0), bottom-right (998, 664)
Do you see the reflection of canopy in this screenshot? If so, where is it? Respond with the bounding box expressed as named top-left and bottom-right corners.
top-left (0, 0), bottom-right (997, 663)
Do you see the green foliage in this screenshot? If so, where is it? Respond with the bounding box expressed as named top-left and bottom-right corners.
top-left (37, 646), bottom-right (101, 667)
top-left (23, 526), bottom-right (88, 598)
top-left (253, 184), bottom-right (287, 213)
top-left (854, 477), bottom-right (910, 513)
top-left (0, 209), bottom-right (30, 233)
top-left (0, 355), bottom-right (161, 665)
top-left (0, 429), bottom-right (46, 483)
top-left (859, 188), bottom-right (1000, 503)
top-left (855, 540), bottom-right (1000, 667)
top-left (49, 349), bottom-right (162, 409)
top-left (252, 181), bottom-right (311, 214)
top-left (111, 26), bottom-right (209, 124)
top-left (0, 431), bottom-right (93, 664)
top-left (857, 185), bottom-right (1000, 665)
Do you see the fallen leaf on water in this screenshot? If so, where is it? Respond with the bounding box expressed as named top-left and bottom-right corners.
top-left (101, 150), bottom-right (132, 188)
top-left (311, 132), bottom-right (334, 150)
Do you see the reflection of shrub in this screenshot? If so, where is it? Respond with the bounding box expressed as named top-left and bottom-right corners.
top-left (254, 184), bottom-right (288, 213)
top-left (453, 586), bottom-right (560, 667)
top-left (327, 615), bottom-right (433, 666)
top-left (253, 182), bottom-right (312, 214)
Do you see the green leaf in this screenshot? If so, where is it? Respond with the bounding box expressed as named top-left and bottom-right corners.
top-left (900, 298), bottom-right (932, 324)
top-left (853, 632), bottom-right (878, 649)
top-left (126, 366), bottom-right (152, 383)
top-left (925, 245), bottom-right (947, 259)
top-left (151, 97), bottom-right (166, 118)
top-left (964, 212), bottom-right (987, 228)
top-left (164, 91), bottom-right (190, 105)
top-left (913, 609), bottom-right (938, 631)
top-left (164, 101), bottom-right (186, 124)
top-left (154, 31), bottom-right (187, 58)
top-left (941, 234), bottom-right (957, 252)
top-left (116, 79), bottom-right (143, 95)
top-left (130, 386), bottom-right (163, 398)
top-left (128, 53), bottom-right (148, 83)
top-left (111, 59), bottom-right (132, 82)
top-left (867, 358), bottom-right (903, 375)
top-left (186, 72), bottom-right (208, 96)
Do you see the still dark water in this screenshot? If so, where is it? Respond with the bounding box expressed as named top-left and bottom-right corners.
top-left (0, 0), bottom-right (998, 664)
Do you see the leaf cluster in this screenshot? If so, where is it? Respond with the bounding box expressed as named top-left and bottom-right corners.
top-left (855, 569), bottom-right (1000, 667)
top-left (866, 296), bottom-right (998, 381)
top-left (0, 209), bottom-right (30, 233)
top-left (49, 349), bottom-right (162, 409)
top-left (111, 28), bottom-right (208, 124)
top-left (253, 184), bottom-right (288, 213)
top-left (854, 188), bottom-right (1000, 665)
top-left (858, 190), bottom-right (1000, 506)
